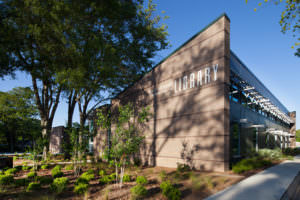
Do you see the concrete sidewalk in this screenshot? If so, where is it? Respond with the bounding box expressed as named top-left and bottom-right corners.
top-left (205, 155), bottom-right (300, 200)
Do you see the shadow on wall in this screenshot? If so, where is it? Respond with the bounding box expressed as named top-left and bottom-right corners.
top-left (111, 16), bottom-right (231, 172)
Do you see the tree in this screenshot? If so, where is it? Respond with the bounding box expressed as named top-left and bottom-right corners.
top-left (0, 0), bottom-right (76, 159)
top-left (0, 87), bottom-right (40, 152)
top-left (247, 0), bottom-right (300, 56)
top-left (60, 0), bottom-right (169, 159)
top-left (97, 103), bottom-right (150, 188)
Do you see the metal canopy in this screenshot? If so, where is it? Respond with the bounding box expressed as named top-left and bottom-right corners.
top-left (230, 69), bottom-right (293, 125)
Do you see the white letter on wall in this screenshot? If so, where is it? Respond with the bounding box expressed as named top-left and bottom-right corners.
top-left (178, 78), bottom-right (182, 91)
top-left (183, 75), bottom-right (188, 90)
top-left (213, 64), bottom-right (218, 81)
top-left (197, 70), bottom-right (202, 87)
top-left (205, 67), bottom-right (210, 84)
top-left (190, 73), bottom-right (195, 88)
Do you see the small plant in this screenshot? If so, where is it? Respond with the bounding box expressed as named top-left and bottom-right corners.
top-left (0, 175), bottom-right (14, 185)
top-left (160, 180), bottom-right (181, 200)
top-left (64, 164), bottom-right (74, 170)
top-left (99, 175), bottom-right (114, 185)
top-left (123, 174), bottom-right (131, 182)
top-left (75, 177), bottom-right (89, 185)
top-left (159, 170), bottom-right (167, 182)
top-left (99, 169), bottom-right (106, 177)
top-left (22, 165), bottom-right (31, 171)
top-left (27, 171), bottom-right (37, 179)
top-left (51, 177), bottom-right (69, 194)
top-left (5, 168), bottom-right (18, 175)
top-left (80, 171), bottom-right (94, 182)
top-left (51, 165), bottom-right (64, 178)
top-left (41, 164), bottom-right (49, 170)
top-left (74, 183), bottom-right (89, 195)
top-left (176, 163), bottom-right (191, 172)
top-left (26, 182), bottom-right (41, 192)
top-left (130, 184), bottom-right (147, 200)
top-left (38, 176), bottom-right (53, 185)
top-left (136, 176), bottom-right (147, 186)
top-left (14, 178), bottom-right (29, 187)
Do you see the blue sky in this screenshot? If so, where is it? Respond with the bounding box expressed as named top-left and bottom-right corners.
top-left (0, 0), bottom-right (299, 128)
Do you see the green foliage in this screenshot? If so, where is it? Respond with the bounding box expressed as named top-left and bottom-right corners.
top-left (14, 178), bottom-right (29, 187)
top-left (26, 182), bottom-right (41, 192)
top-left (75, 177), bottom-right (89, 185)
top-left (99, 175), bottom-right (115, 185)
top-left (51, 177), bottom-right (69, 194)
top-left (282, 147), bottom-right (300, 156)
top-left (160, 180), bottom-right (181, 200)
top-left (0, 87), bottom-right (40, 152)
top-left (130, 184), bottom-right (148, 200)
top-left (41, 164), bottom-right (49, 170)
top-left (123, 174), bottom-right (131, 182)
top-left (27, 171), bottom-right (37, 179)
top-left (22, 166), bottom-right (31, 171)
top-left (296, 129), bottom-right (300, 142)
top-left (74, 183), bottom-right (89, 195)
top-left (257, 148), bottom-right (283, 160)
top-left (38, 176), bottom-right (53, 185)
top-left (51, 165), bottom-right (64, 178)
top-left (136, 176), bottom-right (148, 186)
top-left (80, 172), bottom-right (94, 182)
top-left (0, 175), bottom-right (14, 185)
top-left (159, 170), bottom-right (167, 182)
top-left (233, 157), bottom-right (272, 174)
top-left (99, 169), bottom-right (106, 177)
top-left (64, 164), bottom-right (74, 170)
top-left (5, 168), bottom-right (17, 175)
top-left (97, 104), bottom-right (150, 187)
top-left (176, 163), bottom-right (191, 173)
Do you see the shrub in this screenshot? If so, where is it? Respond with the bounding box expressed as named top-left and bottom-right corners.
top-left (123, 174), bottom-right (131, 182)
top-left (176, 163), bottom-right (191, 173)
top-left (51, 165), bottom-right (64, 178)
top-left (160, 180), bottom-right (181, 200)
top-left (232, 157), bottom-right (272, 174)
top-left (75, 177), bottom-right (89, 185)
top-left (15, 178), bottom-right (29, 187)
top-left (27, 171), bottom-right (37, 179)
top-left (86, 169), bottom-right (94, 174)
top-left (0, 170), bottom-right (3, 175)
top-left (41, 164), bottom-right (49, 170)
top-left (81, 171), bottom-right (94, 182)
top-left (130, 184), bottom-right (147, 200)
top-left (5, 168), bottom-right (18, 175)
top-left (283, 148), bottom-right (300, 156)
top-left (136, 176), bottom-right (147, 186)
top-left (26, 182), bottom-right (41, 192)
top-left (74, 183), bottom-right (89, 195)
top-left (38, 176), bottom-right (53, 185)
top-left (64, 164), bottom-right (74, 170)
top-left (99, 169), bottom-right (106, 177)
top-left (99, 175), bottom-right (114, 185)
top-left (257, 148), bottom-right (282, 160)
top-left (22, 165), bottom-right (31, 171)
top-left (51, 177), bottom-right (69, 194)
top-left (109, 173), bottom-right (117, 181)
top-left (0, 175), bottom-right (14, 185)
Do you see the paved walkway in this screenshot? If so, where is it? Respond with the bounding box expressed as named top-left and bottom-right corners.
top-left (205, 155), bottom-right (300, 200)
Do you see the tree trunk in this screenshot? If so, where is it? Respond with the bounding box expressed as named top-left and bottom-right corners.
top-left (41, 118), bottom-right (49, 160)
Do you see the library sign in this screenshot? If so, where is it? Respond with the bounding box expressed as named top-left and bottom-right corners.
top-left (151, 64), bottom-right (219, 96)
top-left (174, 64), bottom-right (219, 93)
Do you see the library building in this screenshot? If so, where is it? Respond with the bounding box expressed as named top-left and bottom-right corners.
top-left (90, 14), bottom-right (296, 172)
